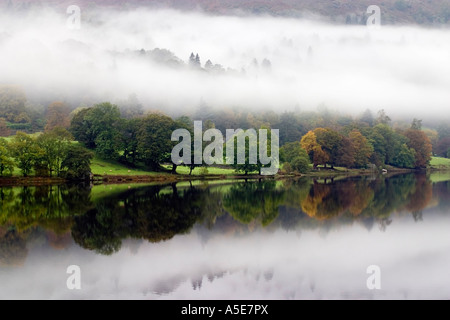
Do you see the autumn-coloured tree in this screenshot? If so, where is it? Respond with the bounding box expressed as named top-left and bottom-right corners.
top-left (349, 129), bottom-right (373, 168)
top-left (313, 145), bottom-right (330, 168)
top-left (300, 130), bottom-right (317, 156)
top-left (301, 182), bottom-right (348, 220)
top-left (301, 131), bottom-right (329, 169)
top-left (0, 118), bottom-right (10, 137)
top-left (336, 136), bottom-right (355, 167)
top-left (45, 102), bottom-right (71, 131)
top-left (405, 128), bottom-right (432, 168)
top-left (405, 174), bottom-right (432, 220)
top-left (301, 183), bottom-right (331, 220)
top-left (348, 181), bottom-right (374, 216)
top-left (313, 128), bottom-right (342, 168)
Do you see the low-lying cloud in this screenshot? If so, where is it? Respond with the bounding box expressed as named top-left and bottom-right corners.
top-left (0, 7), bottom-right (449, 120)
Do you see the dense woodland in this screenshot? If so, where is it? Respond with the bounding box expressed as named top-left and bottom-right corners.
top-left (0, 84), bottom-right (446, 178)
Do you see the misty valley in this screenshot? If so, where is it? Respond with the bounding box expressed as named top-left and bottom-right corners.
top-left (1, 0), bottom-right (450, 302)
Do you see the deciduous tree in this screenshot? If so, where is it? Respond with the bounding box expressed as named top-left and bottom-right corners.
top-left (45, 102), bottom-right (71, 131)
top-left (349, 129), bottom-right (373, 168)
top-left (61, 145), bottom-right (94, 180)
top-left (137, 113), bottom-right (177, 170)
top-left (405, 127), bottom-right (432, 168)
top-left (0, 138), bottom-right (14, 176)
top-left (9, 132), bottom-right (42, 176)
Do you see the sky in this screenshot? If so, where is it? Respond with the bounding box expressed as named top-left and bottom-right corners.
top-left (0, 6), bottom-right (449, 121)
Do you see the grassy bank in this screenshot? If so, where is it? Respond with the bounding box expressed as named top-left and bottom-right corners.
top-left (430, 157), bottom-right (450, 170)
top-left (4, 148), bottom-right (450, 186)
top-left (91, 156), bottom-right (161, 176)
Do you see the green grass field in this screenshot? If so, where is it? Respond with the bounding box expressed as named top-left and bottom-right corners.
top-left (163, 165), bottom-right (238, 176)
top-left (90, 156), bottom-right (162, 176)
top-left (426, 157), bottom-right (450, 183)
top-left (430, 157), bottom-right (450, 168)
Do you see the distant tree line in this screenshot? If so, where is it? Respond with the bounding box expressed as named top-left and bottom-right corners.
top-left (0, 84), bottom-right (440, 177)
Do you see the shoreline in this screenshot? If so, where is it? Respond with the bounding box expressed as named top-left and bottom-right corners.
top-left (0, 167), bottom-right (447, 186)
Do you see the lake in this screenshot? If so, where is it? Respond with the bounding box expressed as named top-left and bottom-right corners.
top-left (1, 173), bottom-right (450, 299)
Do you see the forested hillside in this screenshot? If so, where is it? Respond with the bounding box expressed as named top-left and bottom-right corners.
top-left (3, 0), bottom-right (450, 25)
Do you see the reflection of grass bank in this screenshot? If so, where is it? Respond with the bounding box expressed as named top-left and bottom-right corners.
top-left (90, 183), bottom-right (156, 201)
top-left (429, 172), bottom-right (450, 183)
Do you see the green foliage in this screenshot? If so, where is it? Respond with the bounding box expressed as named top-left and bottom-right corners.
top-left (392, 144), bottom-right (416, 168)
top-left (0, 138), bottom-right (14, 176)
top-left (280, 141), bottom-right (310, 173)
top-left (349, 129), bottom-right (373, 168)
top-left (70, 103), bottom-right (122, 160)
top-left (61, 145), bottom-right (94, 180)
top-left (85, 103), bottom-right (122, 159)
top-left (228, 129), bottom-right (262, 175)
top-left (369, 124), bottom-right (406, 166)
top-left (36, 128), bottom-right (72, 177)
top-left (9, 132), bottom-right (42, 177)
top-left (71, 185), bottom-right (203, 255)
top-left (119, 118), bottom-right (140, 165)
top-left (199, 166), bottom-right (209, 176)
top-left (291, 156), bottom-right (310, 173)
top-left (6, 123), bottom-right (31, 131)
top-left (70, 108), bottom-right (95, 148)
top-left (282, 162), bottom-right (293, 174)
top-left (136, 113), bottom-right (178, 170)
top-left (278, 112), bottom-right (305, 145)
top-left (223, 181), bottom-right (285, 226)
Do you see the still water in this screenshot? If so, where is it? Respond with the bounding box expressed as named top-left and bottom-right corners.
top-left (1, 173), bottom-right (450, 299)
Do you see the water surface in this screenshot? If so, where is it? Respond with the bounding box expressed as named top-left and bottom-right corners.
top-left (1, 174), bottom-right (449, 299)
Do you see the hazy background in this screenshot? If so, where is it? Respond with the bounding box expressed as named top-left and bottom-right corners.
top-left (0, 5), bottom-right (449, 120)
top-left (1, 214), bottom-right (449, 299)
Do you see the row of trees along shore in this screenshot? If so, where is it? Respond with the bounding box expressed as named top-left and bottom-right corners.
top-left (0, 100), bottom-right (435, 178)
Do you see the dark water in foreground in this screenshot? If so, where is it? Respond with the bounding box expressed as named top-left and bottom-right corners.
top-left (1, 173), bottom-right (450, 299)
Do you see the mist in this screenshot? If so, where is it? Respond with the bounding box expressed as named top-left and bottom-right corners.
top-left (0, 7), bottom-right (449, 120)
top-left (1, 214), bottom-right (450, 299)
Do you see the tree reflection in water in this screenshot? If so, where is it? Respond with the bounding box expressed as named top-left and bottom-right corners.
top-left (0, 173), bottom-right (442, 258)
